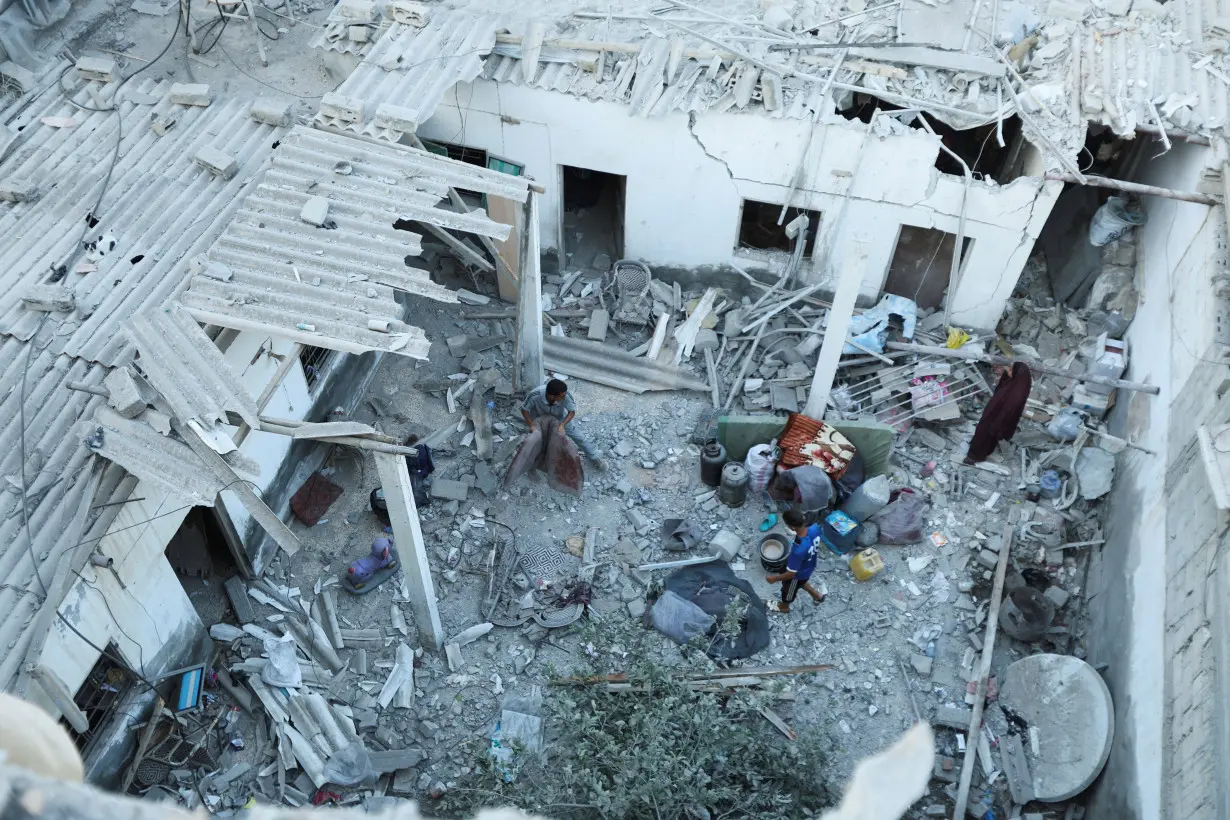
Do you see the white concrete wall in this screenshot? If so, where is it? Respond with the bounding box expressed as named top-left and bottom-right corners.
top-left (29, 486), bottom-right (200, 716)
top-left (217, 332), bottom-right (313, 539)
top-left (419, 81), bottom-right (1059, 330)
top-left (1086, 139), bottom-right (1227, 820)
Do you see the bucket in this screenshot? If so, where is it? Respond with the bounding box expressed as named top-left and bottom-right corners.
top-left (1000, 587), bottom-right (1056, 642)
top-left (759, 533), bottom-right (790, 573)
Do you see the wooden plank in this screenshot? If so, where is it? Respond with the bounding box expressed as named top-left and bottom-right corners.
top-left (1000, 732), bottom-right (1036, 805)
top-left (758, 705), bottom-right (799, 740)
top-left (290, 421), bottom-right (377, 439)
top-left (646, 312), bottom-right (670, 360)
top-left (513, 192), bottom-right (543, 392)
top-left (178, 423), bottom-right (301, 556)
top-left (952, 523), bottom-right (1014, 820)
top-left (419, 221), bottom-right (495, 273)
top-left (374, 453), bottom-right (444, 648)
top-left (486, 194), bottom-right (521, 302)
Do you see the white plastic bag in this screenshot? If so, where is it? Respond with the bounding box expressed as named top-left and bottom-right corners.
top-left (1047, 407), bottom-right (1087, 442)
top-left (744, 444), bottom-right (777, 493)
top-left (1089, 197), bottom-right (1145, 246)
top-left (262, 637), bottom-right (302, 689)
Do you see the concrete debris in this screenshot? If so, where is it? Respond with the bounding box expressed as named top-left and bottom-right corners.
top-left (195, 146), bottom-right (239, 179)
top-left (75, 56), bottom-right (117, 83)
top-left (0, 178), bottom-right (38, 203)
top-left (448, 622), bottom-right (493, 647)
top-left (102, 367), bottom-right (145, 418)
top-left (249, 98), bottom-right (292, 126)
top-left (168, 82), bottom-right (212, 106)
top-left (22, 284), bottom-right (74, 312)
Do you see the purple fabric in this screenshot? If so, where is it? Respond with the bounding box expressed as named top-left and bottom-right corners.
top-left (349, 538), bottom-right (394, 582)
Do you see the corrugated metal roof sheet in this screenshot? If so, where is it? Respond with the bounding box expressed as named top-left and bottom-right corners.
top-left (0, 76), bottom-right (290, 367)
top-left (0, 332), bottom-right (108, 691)
top-left (179, 125), bottom-right (529, 358)
top-left (127, 303), bottom-right (260, 432)
top-left (83, 407), bottom-right (259, 506)
top-left (314, 10), bottom-right (498, 139)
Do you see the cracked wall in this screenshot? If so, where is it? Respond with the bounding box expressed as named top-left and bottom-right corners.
top-left (422, 80), bottom-right (1060, 329)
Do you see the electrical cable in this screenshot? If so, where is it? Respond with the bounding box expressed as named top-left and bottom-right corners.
top-left (192, 0), bottom-right (279, 57)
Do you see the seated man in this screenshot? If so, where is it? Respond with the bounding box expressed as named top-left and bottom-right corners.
top-left (521, 378), bottom-right (606, 471)
top-left (769, 464), bottom-right (834, 524)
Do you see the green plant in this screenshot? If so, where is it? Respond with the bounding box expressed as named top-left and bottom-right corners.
top-left (439, 618), bottom-right (829, 819)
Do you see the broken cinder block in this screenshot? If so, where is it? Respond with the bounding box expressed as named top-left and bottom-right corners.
top-left (75, 56), bottom-right (118, 83)
top-left (168, 82), bottom-right (212, 107)
top-left (249, 98), bottom-right (291, 127)
top-left (373, 103), bottom-right (417, 133)
top-left (387, 0), bottom-right (429, 24)
top-left (22, 284), bottom-right (74, 312)
top-left (334, 0), bottom-right (375, 21)
top-left (151, 115), bottom-right (176, 136)
top-left (103, 367), bottom-right (146, 418)
top-left (319, 92), bottom-right (364, 124)
top-left (0, 178), bottom-right (39, 203)
top-left (299, 196), bottom-right (330, 227)
top-left (347, 25), bottom-right (370, 43)
top-left (195, 146), bottom-right (239, 180)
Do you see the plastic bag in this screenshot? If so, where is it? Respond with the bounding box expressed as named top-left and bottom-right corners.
top-left (744, 444), bottom-right (777, 493)
top-left (1088, 196), bottom-right (1145, 246)
top-left (1047, 407), bottom-right (1086, 441)
top-left (869, 488), bottom-right (927, 545)
top-left (322, 741), bottom-right (375, 786)
top-left (649, 590), bottom-right (717, 646)
top-left (261, 637), bottom-right (302, 689)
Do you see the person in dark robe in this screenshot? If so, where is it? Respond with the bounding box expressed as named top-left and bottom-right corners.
top-left (965, 362), bottom-right (1032, 464)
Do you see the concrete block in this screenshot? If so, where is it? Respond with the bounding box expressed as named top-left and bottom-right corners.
top-left (587, 309), bottom-right (610, 341)
top-left (1043, 585), bottom-right (1071, 609)
top-left (75, 56), bottom-right (117, 83)
top-left (369, 749), bottom-right (425, 773)
top-left (373, 103), bottom-right (417, 133)
top-left (976, 549), bottom-right (999, 570)
top-left (0, 61), bottom-right (35, 93)
top-left (626, 509), bottom-right (650, 531)
top-left (21, 284), bottom-right (74, 312)
top-left (693, 327), bottom-right (719, 350)
top-left (300, 196), bottom-right (330, 227)
top-left (249, 98), bottom-right (292, 127)
top-left (388, 0), bottom-right (429, 24)
top-left (430, 478), bottom-right (469, 501)
top-left (151, 114), bottom-right (176, 136)
top-left (104, 367), bottom-right (145, 418)
top-left (912, 428), bottom-right (949, 450)
top-left (168, 82), bottom-right (212, 107)
top-left (444, 643), bottom-right (463, 671)
top-left (930, 706), bottom-right (971, 730)
top-left (910, 654), bottom-right (933, 676)
top-left (320, 92), bottom-right (364, 123)
top-left (348, 24), bottom-right (370, 42)
top-left (195, 146), bottom-right (239, 179)
top-left (334, 0), bottom-right (375, 21)
top-left (0, 178), bottom-right (39, 203)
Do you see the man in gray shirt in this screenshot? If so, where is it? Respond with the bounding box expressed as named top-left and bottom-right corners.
top-left (521, 378), bottom-right (605, 470)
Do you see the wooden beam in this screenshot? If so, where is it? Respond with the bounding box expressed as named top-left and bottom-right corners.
top-left (804, 242), bottom-right (868, 418)
top-left (177, 423), bottom-right (301, 556)
top-left (29, 665), bottom-right (89, 733)
top-left (374, 453), bottom-right (444, 649)
top-left (952, 524), bottom-right (1014, 820)
top-left (418, 221), bottom-right (495, 273)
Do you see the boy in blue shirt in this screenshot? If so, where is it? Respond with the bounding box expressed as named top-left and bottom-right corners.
top-left (765, 509), bottom-right (827, 613)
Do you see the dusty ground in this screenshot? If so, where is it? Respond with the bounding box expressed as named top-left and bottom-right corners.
top-left (187, 262), bottom-right (1097, 818)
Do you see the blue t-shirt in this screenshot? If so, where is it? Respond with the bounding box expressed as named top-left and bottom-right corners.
top-left (786, 524), bottom-right (822, 581)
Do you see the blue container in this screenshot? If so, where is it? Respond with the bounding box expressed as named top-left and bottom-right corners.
top-left (820, 509), bottom-right (861, 555)
top-left (1040, 469), bottom-right (1062, 500)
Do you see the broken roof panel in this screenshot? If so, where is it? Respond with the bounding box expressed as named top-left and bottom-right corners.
top-left (180, 125), bottom-right (529, 358)
top-left (315, 10), bottom-right (498, 139)
top-left (0, 77), bottom-right (289, 367)
top-left (0, 335), bottom-right (107, 692)
top-left (127, 302), bottom-right (261, 432)
top-left (83, 407), bottom-right (259, 507)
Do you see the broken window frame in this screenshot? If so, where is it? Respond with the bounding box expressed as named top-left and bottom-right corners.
top-left (734, 199), bottom-right (821, 259)
top-left (298, 345), bottom-right (335, 394)
top-left (62, 643), bottom-right (134, 755)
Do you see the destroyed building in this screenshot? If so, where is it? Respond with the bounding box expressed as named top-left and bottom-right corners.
top-left (0, 0), bottom-right (1228, 817)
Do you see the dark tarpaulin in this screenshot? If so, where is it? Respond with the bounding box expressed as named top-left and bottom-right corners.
top-left (502, 415), bottom-right (584, 496)
top-left (655, 561), bottom-right (770, 661)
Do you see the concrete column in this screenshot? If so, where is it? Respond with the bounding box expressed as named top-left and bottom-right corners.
top-left (514, 191), bottom-right (543, 392)
top-left (373, 453), bottom-right (444, 650)
top-left (803, 239), bottom-right (869, 419)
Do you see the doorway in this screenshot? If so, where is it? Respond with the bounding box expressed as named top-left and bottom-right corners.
top-left (165, 508), bottom-right (242, 621)
top-left (559, 165), bottom-right (625, 272)
top-left (883, 226), bottom-right (973, 311)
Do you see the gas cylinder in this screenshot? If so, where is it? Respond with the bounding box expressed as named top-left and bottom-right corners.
top-left (700, 439), bottom-right (728, 487)
top-left (719, 461), bottom-right (750, 507)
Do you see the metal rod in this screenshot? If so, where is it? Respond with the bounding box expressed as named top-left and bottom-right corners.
top-left (1044, 172), bottom-right (1219, 206)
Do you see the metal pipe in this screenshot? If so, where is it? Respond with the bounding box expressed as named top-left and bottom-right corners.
top-left (1044, 172), bottom-right (1219, 206)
